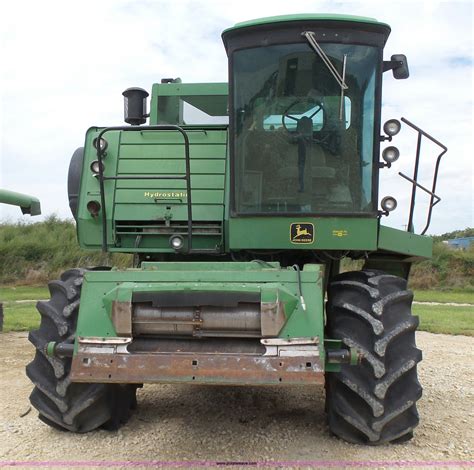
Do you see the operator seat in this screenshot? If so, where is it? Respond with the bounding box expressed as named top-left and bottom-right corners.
top-left (278, 140), bottom-right (355, 209)
top-left (278, 142), bottom-right (336, 189)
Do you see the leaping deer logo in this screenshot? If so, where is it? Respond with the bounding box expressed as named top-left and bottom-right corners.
top-left (290, 223), bottom-right (314, 244)
top-left (294, 224), bottom-right (310, 238)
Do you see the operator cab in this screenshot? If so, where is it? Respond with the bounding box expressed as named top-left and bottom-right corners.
top-left (222, 15), bottom-right (391, 216)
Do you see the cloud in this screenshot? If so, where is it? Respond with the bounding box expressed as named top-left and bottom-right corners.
top-left (0, 0), bottom-right (472, 234)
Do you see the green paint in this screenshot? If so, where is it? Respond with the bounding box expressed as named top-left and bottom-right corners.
top-left (68, 16), bottom-right (439, 385)
top-left (278, 267), bottom-right (323, 339)
top-left (150, 82), bottom-right (228, 125)
top-left (76, 261), bottom-right (326, 367)
top-left (46, 342), bottom-right (56, 357)
top-left (76, 126), bottom-right (228, 252)
top-left (378, 225), bottom-right (432, 259)
top-left (0, 189), bottom-right (41, 216)
top-left (222, 14), bottom-right (390, 34)
top-left (229, 217), bottom-right (378, 250)
top-left (73, 15), bottom-right (429, 262)
top-left (76, 274), bottom-right (119, 339)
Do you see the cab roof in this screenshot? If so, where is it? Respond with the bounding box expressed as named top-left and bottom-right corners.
top-left (222, 13), bottom-right (390, 34)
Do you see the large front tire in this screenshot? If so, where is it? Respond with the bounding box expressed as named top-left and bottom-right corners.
top-left (26, 268), bottom-right (137, 433)
top-left (325, 270), bottom-right (422, 445)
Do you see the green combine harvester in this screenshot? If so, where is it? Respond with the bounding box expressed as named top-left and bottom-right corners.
top-left (26, 14), bottom-right (447, 444)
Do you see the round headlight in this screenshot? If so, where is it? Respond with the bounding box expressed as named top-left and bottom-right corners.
top-left (90, 160), bottom-right (104, 175)
top-left (382, 146), bottom-right (400, 164)
top-left (169, 235), bottom-right (184, 250)
top-left (93, 137), bottom-right (108, 153)
top-left (383, 119), bottom-right (401, 137)
top-left (381, 196), bottom-right (398, 212)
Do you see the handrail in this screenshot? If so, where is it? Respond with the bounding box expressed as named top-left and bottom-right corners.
top-left (400, 117), bottom-right (447, 235)
top-left (95, 125), bottom-right (193, 253)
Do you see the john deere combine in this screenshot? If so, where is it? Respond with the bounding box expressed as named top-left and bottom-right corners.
top-left (26, 14), bottom-right (446, 444)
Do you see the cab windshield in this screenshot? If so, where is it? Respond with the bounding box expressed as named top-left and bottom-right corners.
top-left (233, 42), bottom-right (378, 214)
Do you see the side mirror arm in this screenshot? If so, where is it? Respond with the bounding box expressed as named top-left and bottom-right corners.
top-left (383, 60), bottom-right (403, 72)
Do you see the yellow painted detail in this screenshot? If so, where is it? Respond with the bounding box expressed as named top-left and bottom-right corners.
top-left (144, 191), bottom-right (187, 199)
top-left (332, 229), bottom-right (348, 237)
top-left (290, 223), bottom-right (315, 244)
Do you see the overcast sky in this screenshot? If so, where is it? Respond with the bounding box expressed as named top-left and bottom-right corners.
top-left (0, 0), bottom-right (472, 235)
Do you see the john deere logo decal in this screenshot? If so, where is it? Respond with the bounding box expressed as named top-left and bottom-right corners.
top-left (290, 223), bottom-right (314, 244)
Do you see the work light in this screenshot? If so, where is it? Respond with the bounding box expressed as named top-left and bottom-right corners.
top-left (93, 137), bottom-right (108, 153)
top-left (381, 196), bottom-right (398, 212)
top-left (86, 200), bottom-right (101, 217)
top-left (383, 119), bottom-right (401, 137)
top-left (382, 146), bottom-right (400, 164)
top-left (90, 160), bottom-right (104, 175)
top-left (169, 235), bottom-right (184, 250)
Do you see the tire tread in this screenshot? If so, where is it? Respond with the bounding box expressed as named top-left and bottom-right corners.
top-left (26, 269), bottom-right (137, 433)
top-left (325, 269), bottom-right (422, 445)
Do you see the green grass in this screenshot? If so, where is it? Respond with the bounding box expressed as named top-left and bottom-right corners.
top-left (2, 303), bottom-right (39, 332)
top-left (0, 285), bottom-right (48, 302)
top-left (5, 287), bottom-right (472, 305)
top-left (413, 290), bottom-right (474, 304)
top-left (2, 297), bottom-right (472, 337)
top-left (414, 304), bottom-right (474, 336)
top-left (409, 242), bottom-right (474, 290)
top-left (0, 216), bottom-right (132, 284)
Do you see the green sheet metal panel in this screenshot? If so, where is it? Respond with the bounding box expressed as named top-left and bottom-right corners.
top-left (228, 217), bottom-right (378, 250)
top-left (77, 128), bottom-right (121, 249)
top-left (378, 225), bottom-right (432, 259)
top-left (119, 144), bottom-right (226, 159)
top-left (116, 174), bottom-right (225, 190)
top-left (113, 128), bottom-right (227, 252)
top-left (120, 129), bottom-right (227, 145)
top-left (117, 159), bottom-right (225, 174)
top-left (152, 83), bottom-right (228, 98)
top-left (113, 204), bottom-right (223, 221)
top-left (181, 96), bottom-right (228, 116)
top-left (150, 83), bottom-right (228, 124)
top-left (115, 189), bottom-right (224, 205)
top-left (111, 234), bottom-right (222, 252)
top-left (77, 126), bottom-right (228, 251)
top-left (76, 262), bottom-right (325, 361)
top-left (223, 14), bottom-right (390, 34)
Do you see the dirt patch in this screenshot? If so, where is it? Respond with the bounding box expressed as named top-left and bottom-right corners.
top-left (0, 332), bottom-right (473, 467)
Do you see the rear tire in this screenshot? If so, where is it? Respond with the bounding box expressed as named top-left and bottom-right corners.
top-left (325, 270), bottom-right (422, 445)
top-left (26, 268), bottom-right (137, 433)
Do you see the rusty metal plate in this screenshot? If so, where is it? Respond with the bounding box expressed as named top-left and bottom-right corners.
top-left (71, 351), bottom-right (324, 386)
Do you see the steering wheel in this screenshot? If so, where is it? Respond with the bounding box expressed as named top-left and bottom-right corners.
top-left (281, 99), bottom-right (323, 137)
top-left (281, 99), bottom-right (327, 193)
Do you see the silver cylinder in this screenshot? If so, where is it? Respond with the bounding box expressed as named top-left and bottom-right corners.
top-left (132, 303), bottom-right (261, 337)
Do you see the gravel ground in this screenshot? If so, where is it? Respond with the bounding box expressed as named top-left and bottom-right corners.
top-left (0, 331), bottom-right (473, 468)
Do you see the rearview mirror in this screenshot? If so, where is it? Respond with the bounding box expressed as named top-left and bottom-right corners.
top-left (383, 54), bottom-right (410, 79)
